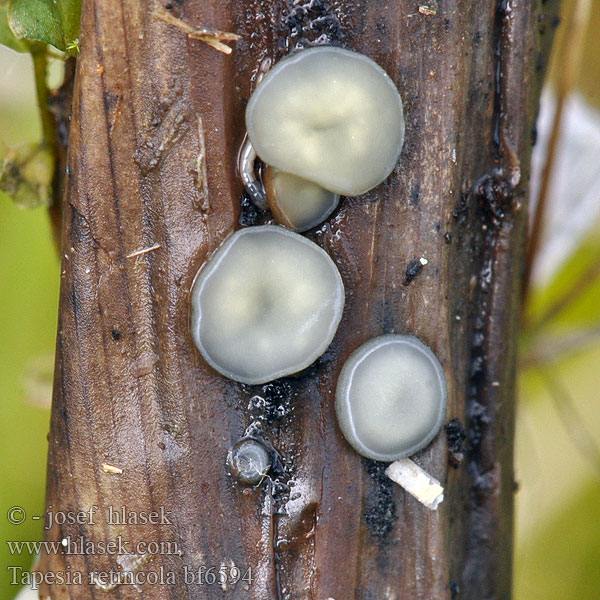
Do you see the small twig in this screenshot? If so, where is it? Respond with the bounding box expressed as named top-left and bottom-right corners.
top-left (538, 368), bottom-right (600, 481)
top-left (153, 6), bottom-right (240, 55)
top-left (418, 3), bottom-right (438, 16)
top-left (520, 326), bottom-right (600, 369)
top-left (385, 458), bottom-right (444, 510)
top-left (126, 243), bottom-right (161, 259)
top-left (522, 0), bottom-right (592, 301)
top-left (102, 463), bottom-right (124, 474)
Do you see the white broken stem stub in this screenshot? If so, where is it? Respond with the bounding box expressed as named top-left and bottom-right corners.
top-left (385, 457), bottom-right (444, 510)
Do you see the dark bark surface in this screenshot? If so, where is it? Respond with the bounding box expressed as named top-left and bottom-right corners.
top-left (40, 1), bottom-right (558, 598)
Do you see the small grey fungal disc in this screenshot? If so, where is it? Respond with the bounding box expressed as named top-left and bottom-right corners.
top-left (246, 46), bottom-right (405, 196)
top-left (191, 225), bottom-right (345, 385)
top-left (336, 334), bottom-right (447, 461)
top-left (228, 439), bottom-right (271, 485)
top-left (265, 167), bottom-right (339, 232)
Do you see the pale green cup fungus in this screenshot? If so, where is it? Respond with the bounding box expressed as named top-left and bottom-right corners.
top-left (243, 46), bottom-right (405, 229)
top-left (335, 334), bottom-right (447, 462)
top-left (263, 166), bottom-right (339, 232)
top-left (190, 226), bottom-right (345, 385)
top-left (227, 438), bottom-right (272, 486)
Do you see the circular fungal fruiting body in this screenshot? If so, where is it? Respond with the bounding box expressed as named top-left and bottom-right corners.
top-left (335, 334), bottom-right (447, 461)
top-left (191, 225), bottom-right (345, 385)
top-left (264, 166), bottom-right (339, 232)
top-left (228, 439), bottom-right (271, 485)
top-left (246, 46), bottom-right (405, 196)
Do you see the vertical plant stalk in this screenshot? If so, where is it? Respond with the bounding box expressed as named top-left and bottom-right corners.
top-left (30, 43), bottom-right (56, 156)
top-left (30, 42), bottom-right (72, 250)
top-left (30, 42), bottom-right (58, 245)
top-left (522, 0), bottom-right (592, 301)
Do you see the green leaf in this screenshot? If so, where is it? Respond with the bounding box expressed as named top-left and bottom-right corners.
top-left (7, 0), bottom-right (81, 53)
top-left (0, 142), bottom-right (54, 209)
top-left (516, 480), bottom-right (600, 600)
top-left (526, 221), bottom-right (600, 333)
top-left (0, 5), bottom-right (27, 52)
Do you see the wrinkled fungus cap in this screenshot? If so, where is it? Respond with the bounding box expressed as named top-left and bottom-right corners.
top-left (191, 226), bottom-right (345, 385)
top-left (264, 167), bottom-right (339, 232)
top-left (246, 46), bottom-right (405, 196)
top-left (335, 334), bottom-right (447, 461)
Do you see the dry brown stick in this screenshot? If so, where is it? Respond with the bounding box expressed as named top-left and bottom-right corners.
top-left (522, 0), bottom-right (592, 301)
top-left (37, 2), bottom-right (558, 598)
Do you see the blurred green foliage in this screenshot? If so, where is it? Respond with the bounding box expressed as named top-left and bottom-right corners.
top-left (0, 142), bottom-right (54, 209)
top-left (514, 2), bottom-right (600, 597)
top-left (517, 480), bottom-right (600, 599)
top-left (3, 0), bottom-right (81, 54)
top-left (0, 5), bottom-right (27, 53)
top-left (0, 47), bottom-right (58, 598)
top-left (526, 224), bottom-right (600, 333)
top-left (0, 2), bottom-right (599, 599)
top-left (515, 222), bottom-right (600, 599)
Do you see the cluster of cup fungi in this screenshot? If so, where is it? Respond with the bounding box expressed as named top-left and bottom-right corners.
top-left (191, 47), bottom-right (447, 510)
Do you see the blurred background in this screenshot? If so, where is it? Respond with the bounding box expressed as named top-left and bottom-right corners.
top-left (1, 1), bottom-right (599, 598)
